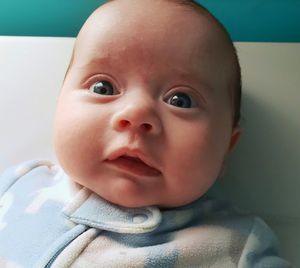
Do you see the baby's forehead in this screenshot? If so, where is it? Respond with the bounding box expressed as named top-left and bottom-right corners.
top-left (71, 0), bottom-right (236, 86)
top-left (75, 1), bottom-right (231, 61)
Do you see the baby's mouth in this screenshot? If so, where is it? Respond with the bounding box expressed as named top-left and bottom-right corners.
top-left (105, 155), bottom-right (161, 177)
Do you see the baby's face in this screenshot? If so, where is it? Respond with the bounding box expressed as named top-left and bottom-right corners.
top-left (54, 0), bottom-right (240, 208)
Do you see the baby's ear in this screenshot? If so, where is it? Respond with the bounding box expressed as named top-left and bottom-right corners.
top-left (227, 126), bottom-right (241, 154)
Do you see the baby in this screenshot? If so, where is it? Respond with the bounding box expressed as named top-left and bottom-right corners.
top-left (0, 0), bottom-right (291, 267)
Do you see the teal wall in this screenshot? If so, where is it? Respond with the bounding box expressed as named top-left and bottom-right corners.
top-left (0, 0), bottom-right (299, 42)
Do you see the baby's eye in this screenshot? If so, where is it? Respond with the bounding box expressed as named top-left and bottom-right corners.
top-left (89, 80), bottom-right (118, 95)
top-left (166, 92), bottom-right (193, 108)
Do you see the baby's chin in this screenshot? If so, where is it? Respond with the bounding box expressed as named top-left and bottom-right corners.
top-left (97, 190), bottom-right (203, 209)
top-left (71, 176), bottom-right (206, 209)
top-left (87, 187), bottom-right (159, 208)
top-left (97, 191), bottom-right (157, 209)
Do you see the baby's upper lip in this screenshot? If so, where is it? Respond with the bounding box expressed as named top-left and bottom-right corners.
top-left (105, 147), bottom-right (161, 173)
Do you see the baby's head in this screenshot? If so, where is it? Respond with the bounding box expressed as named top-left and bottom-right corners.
top-left (54, 0), bottom-right (241, 208)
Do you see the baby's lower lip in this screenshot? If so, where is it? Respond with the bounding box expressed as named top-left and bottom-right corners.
top-left (104, 156), bottom-right (161, 177)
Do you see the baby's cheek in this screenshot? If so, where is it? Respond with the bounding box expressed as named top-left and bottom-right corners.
top-left (55, 120), bottom-right (93, 171)
top-left (167, 136), bottom-right (219, 191)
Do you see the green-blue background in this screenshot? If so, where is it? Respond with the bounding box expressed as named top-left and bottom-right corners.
top-left (0, 0), bottom-right (299, 42)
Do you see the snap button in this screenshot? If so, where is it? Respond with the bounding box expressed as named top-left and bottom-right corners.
top-left (132, 213), bottom-right (148, 224)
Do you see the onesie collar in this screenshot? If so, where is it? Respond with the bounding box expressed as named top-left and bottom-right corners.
top-left (60, 171), bottom-right (219, 235)
top-left (62, 188), bottom-right (162, 234)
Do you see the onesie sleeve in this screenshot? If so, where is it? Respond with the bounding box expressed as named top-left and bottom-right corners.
top-left (0, 160), bottom-right (53, 197)
top-left (238, 216), bottom-right (292, 268)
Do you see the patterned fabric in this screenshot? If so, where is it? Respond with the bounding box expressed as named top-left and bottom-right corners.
top-left (0, 160), bottom-right (291, 268)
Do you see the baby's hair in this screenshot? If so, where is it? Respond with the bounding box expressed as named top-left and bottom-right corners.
top-left (64, 0), bottom-right (241, 127)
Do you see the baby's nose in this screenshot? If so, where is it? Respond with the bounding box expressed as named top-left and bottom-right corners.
top-left (110, 103), bottom-right (162, 135)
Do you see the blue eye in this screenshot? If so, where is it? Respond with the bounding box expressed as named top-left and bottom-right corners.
top-left (167, 92), bottom-right (192, 108)
top-left (89, 81), bottom-right (116, 95)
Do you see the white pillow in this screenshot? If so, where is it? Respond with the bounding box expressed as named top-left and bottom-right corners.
top-left (0, 36), bottom-right (74, 169)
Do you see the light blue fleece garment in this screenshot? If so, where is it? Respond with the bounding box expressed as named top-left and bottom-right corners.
top-left (0, 160), bottom-right (291, 267)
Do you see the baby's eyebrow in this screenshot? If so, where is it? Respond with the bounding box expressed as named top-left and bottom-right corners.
top-left (76, 56), bottom-right (113, 70)
top-left (171, 69), bottom-right (214, 95)
top-left (72, 56), bottom-right (117, 81)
